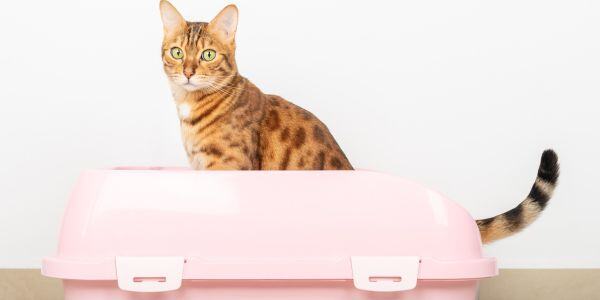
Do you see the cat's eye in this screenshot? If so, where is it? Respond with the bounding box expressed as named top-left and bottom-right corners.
top-left (201, 49), bottom-right (217, 61)
top-left (170, 47), bottom-right (184, 59)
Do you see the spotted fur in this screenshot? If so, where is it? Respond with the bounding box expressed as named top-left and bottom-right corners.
top-left (160, 1), bottom-right (352, 171)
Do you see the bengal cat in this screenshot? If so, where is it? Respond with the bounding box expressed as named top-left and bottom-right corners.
top-left (159, 1), bottom-right (559, 244)
top-left (160, 2), bottom-right (351, 171)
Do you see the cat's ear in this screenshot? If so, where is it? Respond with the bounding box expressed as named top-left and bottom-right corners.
top-left (160, 0), bottom-right (187, 36)
top-left (208, 5), bottom-right (238, 43)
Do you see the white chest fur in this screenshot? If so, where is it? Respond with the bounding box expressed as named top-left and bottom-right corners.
top-left (177, 103), bottom-right (191, 119)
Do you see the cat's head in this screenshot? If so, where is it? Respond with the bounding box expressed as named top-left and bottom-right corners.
top-left (159, 1), bottom-right (238, 93)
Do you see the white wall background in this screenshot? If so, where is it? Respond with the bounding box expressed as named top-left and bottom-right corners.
top-left (1, 0), bottom-right (599, 268)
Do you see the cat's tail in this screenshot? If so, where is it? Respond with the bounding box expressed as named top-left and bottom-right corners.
top-left (476, 149), bottom-right (560, 244)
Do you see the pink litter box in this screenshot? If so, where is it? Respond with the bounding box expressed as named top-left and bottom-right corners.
top-left (42, 168), bottom-right (497, 300)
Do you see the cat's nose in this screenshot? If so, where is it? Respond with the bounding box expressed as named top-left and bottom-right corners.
top-left (184, 68), bottom-right (195, 79)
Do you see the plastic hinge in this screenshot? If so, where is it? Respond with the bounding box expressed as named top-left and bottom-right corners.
top-left (351, 256), bottom-right (420, 292)
top-left (116, 257), bottom-right (184, 293)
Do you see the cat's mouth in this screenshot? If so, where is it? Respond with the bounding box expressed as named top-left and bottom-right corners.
top-left (181, 81), bottom-right (211, 92)
top-left (177, 78), bottom-right (213, 92)
top-left (182, 83), bottom-right (198, 91)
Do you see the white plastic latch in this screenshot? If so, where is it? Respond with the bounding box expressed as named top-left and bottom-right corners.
top-left (351, 256), bottom-right (420, 292)
top-left (116, 257), bottom-right (184, 293)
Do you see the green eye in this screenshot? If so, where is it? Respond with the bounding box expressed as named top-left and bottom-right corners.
top-left (201, 49), bottom-right (217, 61)
top-left (170, 47), bottom-right (184, 59)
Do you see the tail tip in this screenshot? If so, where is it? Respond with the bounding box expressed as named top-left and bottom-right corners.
top-left (541, 149), bottom-right (558, 163)
top-left (539, 149), bottom-right (560, 184)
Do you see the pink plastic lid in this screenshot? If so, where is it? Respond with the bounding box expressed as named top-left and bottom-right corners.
top-left (43, 169), bottom-right (497, 283)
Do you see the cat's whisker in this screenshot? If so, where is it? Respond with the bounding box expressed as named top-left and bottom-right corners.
top-left (211, 83), bottom-right (239, 97)
top-left (214, 82), bottom-right (254, 93)
top-left (205, 81), bottom-right (236, 97)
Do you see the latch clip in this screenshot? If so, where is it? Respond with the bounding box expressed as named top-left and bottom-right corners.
top-left (116, 256), bottom-right (184, 292)
top-left (351, 256), bottom-right (420, 292)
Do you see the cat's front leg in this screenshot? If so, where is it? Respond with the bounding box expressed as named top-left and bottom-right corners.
top-left (204, 161), bottom-right (248, 170)
top-left (190, 151), bottom-right (252, 170)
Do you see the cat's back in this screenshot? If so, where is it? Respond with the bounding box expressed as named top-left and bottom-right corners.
top-left (258, 94), bottom-right (353, 170)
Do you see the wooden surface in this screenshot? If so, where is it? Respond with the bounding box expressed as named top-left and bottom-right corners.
top-left (0, 269), bottom-right (63, 300)
top-left (480, 269), bottom-right (600, 299)
top-left (1, 269), bottom-right (599, 299)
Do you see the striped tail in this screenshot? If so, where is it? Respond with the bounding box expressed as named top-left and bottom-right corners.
top-left (476, 149), bottom-right (560, 244)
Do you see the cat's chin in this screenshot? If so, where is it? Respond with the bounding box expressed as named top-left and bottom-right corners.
top-left (171, 82), bottom-right (209, 93)
top-left (179, 80), bottom-right (214, 92)
top-left (181, 83), bottom-right (201, 92)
